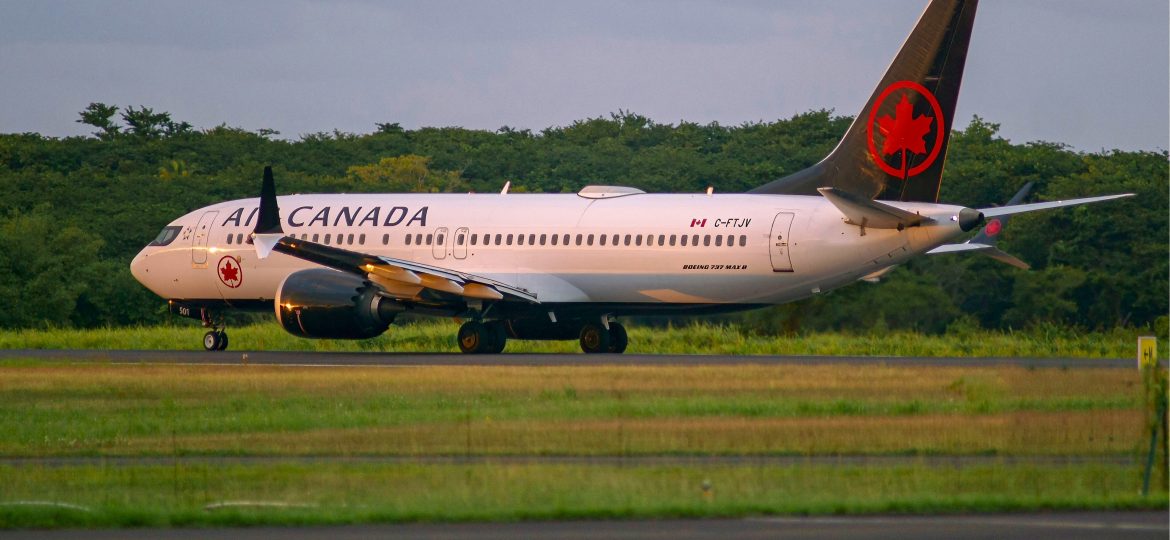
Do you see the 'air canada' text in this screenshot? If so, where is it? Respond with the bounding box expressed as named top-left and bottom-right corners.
top-left (221, 205), bottom-right (429, 229)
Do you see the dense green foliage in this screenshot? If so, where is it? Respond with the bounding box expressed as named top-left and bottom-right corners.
top-left (0, 104), bottom-right (1164, 332)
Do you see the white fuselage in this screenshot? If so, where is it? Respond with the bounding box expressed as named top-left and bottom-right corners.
top-left (130, 191), bottom-right (969, 312)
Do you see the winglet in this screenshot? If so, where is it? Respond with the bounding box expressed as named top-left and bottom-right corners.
top-left (251, 166), bottom-right (286, 259)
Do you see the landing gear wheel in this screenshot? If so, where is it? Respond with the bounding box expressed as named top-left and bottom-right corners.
top-left (458, 321), bottom-right (489, 354)
top-left (579, 323), bottom-right (611, 354)
top-left (202, 331), bottom-right (220, 351)
top-left (607, 322), bottom-right (628, 354)
top-left (216, 331), bottom-right (229, 351)
top-left (485, 321), bottom-right (508, 354)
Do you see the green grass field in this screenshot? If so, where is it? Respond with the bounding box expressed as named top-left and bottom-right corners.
top-left (0, 358), bottom-right (1165, 527)
top-left (0, 321), bottom-right (1159, 357)
top-left (1, 323), bottom-right (1164, 528)
top-left (2, 462), bottom-right (1160, 528)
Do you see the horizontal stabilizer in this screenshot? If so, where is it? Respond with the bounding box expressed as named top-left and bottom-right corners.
top-left (980, 194), bottom-right (1132, 218)
top-left (927, 243), bottom-right (1030, 269)
top-left (818, 187), bottom-right (929, 230)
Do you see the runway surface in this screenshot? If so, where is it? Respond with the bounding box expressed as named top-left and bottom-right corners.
top-left (0, 348), bottom-right (1131, 368)
top-left (1, 454), bottom-right (1133, 468)
top-left (5, 512), bottom-right (1167, 539)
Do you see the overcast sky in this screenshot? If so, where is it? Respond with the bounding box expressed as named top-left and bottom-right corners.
top-left (1, 0), bottom-right (1166, 152)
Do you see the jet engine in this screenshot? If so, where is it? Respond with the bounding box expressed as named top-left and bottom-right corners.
top-left (274, 268), bottom-right (403, 339)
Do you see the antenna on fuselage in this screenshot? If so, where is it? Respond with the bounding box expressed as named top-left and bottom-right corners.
top-left (501, 181), bottom-right (511, 194)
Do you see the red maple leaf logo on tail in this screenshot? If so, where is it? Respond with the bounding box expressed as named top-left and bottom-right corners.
top-left (876, 94), bottom-right (933, 179)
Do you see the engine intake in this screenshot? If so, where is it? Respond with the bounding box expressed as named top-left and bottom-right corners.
top-left (274, 268), bottom-right (402, 339)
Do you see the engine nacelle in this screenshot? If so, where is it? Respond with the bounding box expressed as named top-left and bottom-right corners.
top-left (274, 268), bottom-right (402, 339)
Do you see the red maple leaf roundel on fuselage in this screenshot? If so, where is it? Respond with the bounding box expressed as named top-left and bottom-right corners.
top-left (217, 256), bottom-right (242, 288)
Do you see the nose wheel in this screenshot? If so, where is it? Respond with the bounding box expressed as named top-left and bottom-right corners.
top-left (202, 330), bottom-right (229, 351)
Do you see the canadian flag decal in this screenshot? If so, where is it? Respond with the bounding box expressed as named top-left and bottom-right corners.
top-left (690, 218), bottom-right (707, 227)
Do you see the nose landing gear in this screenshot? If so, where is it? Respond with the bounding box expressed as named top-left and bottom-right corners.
top-left (202, 330), bottom-right (229, 351)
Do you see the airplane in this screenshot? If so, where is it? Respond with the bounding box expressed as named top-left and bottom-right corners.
top-left (130, 0), bottom-right (1131, 354)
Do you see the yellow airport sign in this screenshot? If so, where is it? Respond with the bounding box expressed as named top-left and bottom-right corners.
top-left (1138, 336), bottom-right (1157, 369)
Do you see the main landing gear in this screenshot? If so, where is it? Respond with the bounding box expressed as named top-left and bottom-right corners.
top-left (457, 320), bottom-right (508, 354)
top-left (579, 321), bottom-right (627, 354)
top-left (456, 318), bottom-right (628, 355)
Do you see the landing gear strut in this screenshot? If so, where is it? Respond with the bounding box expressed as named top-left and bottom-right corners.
top-left (457, 320), bottom-right (507, 354)
top-left (200, 309), bottom-right (228, 351)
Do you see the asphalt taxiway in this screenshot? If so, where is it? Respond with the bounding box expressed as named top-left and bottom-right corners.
top-left (4, 512), bottom-right (1166, 540)
top-left (0, 348), bottom-right (1132, 368)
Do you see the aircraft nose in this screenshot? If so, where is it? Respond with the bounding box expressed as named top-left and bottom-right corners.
top-left (130, 250), bottom-right (149, 285)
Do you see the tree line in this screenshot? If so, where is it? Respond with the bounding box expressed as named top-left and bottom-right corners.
top-left (0, 103), bottom-right (1164, 334)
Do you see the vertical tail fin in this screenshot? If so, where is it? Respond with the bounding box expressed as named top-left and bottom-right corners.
top-left (750, 0), bottom-right (978, 203)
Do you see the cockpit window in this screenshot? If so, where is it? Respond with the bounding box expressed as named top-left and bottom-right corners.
top-left (149, 226), bottom-right (182, 247)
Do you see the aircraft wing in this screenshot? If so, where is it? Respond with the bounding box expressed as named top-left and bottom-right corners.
top-left (249, 167), bottom-right (537, 304)
top-left (259, 236), bottom-right (538, 303)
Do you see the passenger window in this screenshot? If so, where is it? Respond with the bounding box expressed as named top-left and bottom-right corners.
top-left (495, 234), bottom-right (502, 245)
top-left (692, 234), bottom-right (699, 246)
top-left (703, 235), bottom-right (711, 246)
top-left (528, 234), bottom-right (535, 245)
top-left (624, 234), bottom-right (631, 246)
top-left (715, 235), bottom-right (723, 247)
top-left (599, 234), bottom-right (606, 246)
top-left (551, 234), bottom-right (559, 246)
top-left (382, 234), bottom-right (389, 245)
top-left (587, 234), bottom-right (594, 246)
top-left (436, 233), bottom-right (444, 245)
top-left (726, 235), bottom-right (734, 247)
top-left (324, 233), bottom-right (332, 244)
top-left (562, 234), bottom-right (570, 245)
top-left (669, 234), bottom-right (676, 246)
top-left (635, 235), bottom-right (642, 246)
top-left (507, 234), bottom-right (514, 245)
top-left (456, 233), bottom-right (465, 245)
top-left (471, 234), bottom-right (478, 246)
top-left (226, 234), bottom-right (234, 245)
top-left (658, 235), bottom-right (665, 246)
top-left (575, 234), bottom-right (583, 246)
top-left (681, 235), bottom-right (688, 246)
top-left (518, 234), bottom-right (525, 246)
top-left (405, 235), bottom-right (412, 246)
top-left (611, 234), bottom-right (619, 246)
top-left (540, 234), bottom-right (547, 245)
top-left (312, 233), bottom-right (319, 242)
